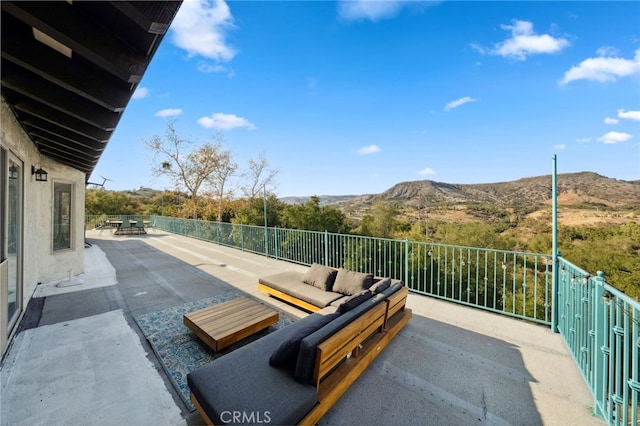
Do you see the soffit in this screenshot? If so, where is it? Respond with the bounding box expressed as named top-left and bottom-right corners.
top-left (1, 1), bottom-right (182, 178)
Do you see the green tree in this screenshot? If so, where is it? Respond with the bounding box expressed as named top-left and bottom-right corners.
top-left (280, 196), bottom-right (350, 233)
top-left (232, 193), bottom-right (283, 227)
top-left (357, 201), bottom-right (403, 238)
top-left (85, 189), bottom-right (138, 215)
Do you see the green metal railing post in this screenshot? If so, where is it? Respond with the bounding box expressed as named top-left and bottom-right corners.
top-left (551, 154), bottom-right (559, 333)
top-left (593, 271), bottom-right (608, 419)
top-left (263, 186), bottom-right (269, 258)
top-left (324, 230), bottom-right (329, 266)
top-left (404, 238), bottom-right (409, 286)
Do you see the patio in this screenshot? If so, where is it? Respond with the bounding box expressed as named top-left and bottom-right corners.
top-left (1, 229), bottom-right (603, 425)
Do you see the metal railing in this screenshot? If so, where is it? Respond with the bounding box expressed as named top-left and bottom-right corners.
top-left (143, 216), bottom-right (553, 324)
top-left (557, 258), bottom-right (639, 425)
top-left (85, 214), bottom-right (639, 424)
top-left (85, 214), bottom-right (151, 231)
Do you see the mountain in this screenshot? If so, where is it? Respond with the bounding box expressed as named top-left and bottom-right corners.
top-left (324, 172), bottom-right (640, 211)
top-left (385, 172), bottom-right (638, 206)
top-left (279, 195), bottom-right (363, 206)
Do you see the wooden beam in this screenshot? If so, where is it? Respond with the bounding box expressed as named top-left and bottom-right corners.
top-left (2, 33), bottom-right (131, 112)
top-left (31, 133), bottom-right (102, 161)
top-left (1, 65), bottom-right (120, 131)
top-left (35, 147), bottom-right (96, 173)
top-left (13, 100), bottom-right (111, 143)
top-left (109, 1), bottom-right (181, 35)
top-left (1, 1), bottom-right (149, 83)
top-left (24, 118), bottom-right (107, 151)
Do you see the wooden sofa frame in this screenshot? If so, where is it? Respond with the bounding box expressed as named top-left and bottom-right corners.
top-left (257, 282), bottom-right (324, 312)
top-left (190, 287), bottom-right (412, 425)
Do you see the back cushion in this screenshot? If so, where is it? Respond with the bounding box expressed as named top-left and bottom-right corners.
top-left (302, 263), bottom-right (338, 291)
top-left (337, 289), bottom-right (372, 313)
top-left (332, 268), bottom-right (374, 296)
top-left (269, 312), bottom-right (341, 367)
top-left (369, 277), bottom-right (391, 293)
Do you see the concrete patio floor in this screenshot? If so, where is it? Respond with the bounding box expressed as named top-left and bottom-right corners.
top-left (1, 229), bottom-right (604, 425)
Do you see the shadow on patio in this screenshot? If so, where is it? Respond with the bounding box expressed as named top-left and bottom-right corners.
top-left (0, 230), bottom-right (602, 425)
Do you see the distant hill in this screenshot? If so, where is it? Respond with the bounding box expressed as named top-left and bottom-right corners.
top-left (317, 172), bottom-right (640, 211)
top-left (279, 195), bottom-right (365, 206)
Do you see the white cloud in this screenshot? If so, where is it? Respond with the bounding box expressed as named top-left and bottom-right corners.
top-left (560, 48), bottom-right (640, 85)
top-left (337, 0), bottom-right (436, 22)
top-left (597, 46), bottom-right (619, 57)
top-left (197, 62), bottom-right (232, 76)
top-left (356, 144), bottom-right (381, 154)
top-left (418, 167), bottom-right (437, 176)
top-left (554, 144), bottom-right (566, 150)
top-left (604, 117), bottom-right (619, 125)
top-left (197, 113), bottom-right (256, 130)
top-left (597, 131), bottom-right (632, 144)
top-left (171, 0), bottom-right (236, 62)
top-left (473, 20), bottom-right (569, 61)
top-left (576, 137), bottom-right (592, 143)
top-left (618, 109), bottom-right (640, 121)
top-left (155, 109), bottom-right (183, 118)
top-left (338, 0), bottom-right (404, 22)
top-left (133, 87), bottom-right (149, 99)
top-left (444, 96), bottom-right (478, 111)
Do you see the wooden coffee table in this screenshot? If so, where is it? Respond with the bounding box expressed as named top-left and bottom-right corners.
top-left (183, 297), bottom-right (279, 351)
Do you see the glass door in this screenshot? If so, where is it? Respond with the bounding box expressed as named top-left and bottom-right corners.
top-left (6, 154), bottom-right (22, 331)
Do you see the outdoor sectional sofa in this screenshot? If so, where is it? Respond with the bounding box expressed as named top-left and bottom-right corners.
top-left (187, 264), bottom-right (412, 425)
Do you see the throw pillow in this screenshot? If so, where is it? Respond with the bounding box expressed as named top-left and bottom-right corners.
top-left (337, 289), bottom-right (372, 313)
top-left (332, 268), bottom-right (374, 296)
top-left (301, 263), bottom-right (337, 291)
top-left (269, 312), bottom-right (342, 367)
top-left (369, 277), bottom-right (391, 294)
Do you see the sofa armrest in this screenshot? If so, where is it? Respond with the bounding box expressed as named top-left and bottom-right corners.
top-left (312, 301), bottom-right (387, 386)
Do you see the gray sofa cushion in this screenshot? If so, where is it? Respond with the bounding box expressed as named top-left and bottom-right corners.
top-left (370, 277), bottom-right (391, 293)
top-left (332, 268), bottom-right (374, 296)
top-left (336, 289), bottom-right (373, 314)
top-left (188, 318), bottom-right (318, 425)
top-left (269, 312), bottom-right (342, 366)
top-left (259, 271), bottom-right (304, 288)
top-left (260, 272), bottom-right (344, 308)
top-left (302, 263), bottom-right (337, 291)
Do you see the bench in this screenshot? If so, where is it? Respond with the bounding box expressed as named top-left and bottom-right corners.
top-left (188, 283), bottom-right (411, 425)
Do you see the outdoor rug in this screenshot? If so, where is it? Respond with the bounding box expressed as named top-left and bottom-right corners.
top-left (134, 291), bottom-right (295, 411)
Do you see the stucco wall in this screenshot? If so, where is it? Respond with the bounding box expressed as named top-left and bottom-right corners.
top-left (1, 97), bottom-right (86, 305)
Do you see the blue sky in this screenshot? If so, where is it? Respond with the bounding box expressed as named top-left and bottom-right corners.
top-left (90, 0), bottom-right (640, 197)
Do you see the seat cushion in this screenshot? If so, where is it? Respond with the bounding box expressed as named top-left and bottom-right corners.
top-left (259, 271), bottom-right (304, 289)
top-left (259, 270), bottom-right (344, 307)
top-left (188, 321), bottom-right (318, 425)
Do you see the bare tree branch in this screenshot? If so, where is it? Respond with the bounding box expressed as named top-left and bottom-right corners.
top-left (144, 121), bottom-right (228, 219)
top-left (241, 152), bottom-right (279, 199)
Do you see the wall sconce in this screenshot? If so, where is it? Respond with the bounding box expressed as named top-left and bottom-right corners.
top-left (9, 164), bottom-right (18, 179)
top-left (32, 165), bottom-right (48, 182)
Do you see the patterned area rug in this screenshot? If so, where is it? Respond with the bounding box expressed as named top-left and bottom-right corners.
top-left (134, 291), bottom-right (295, 411)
